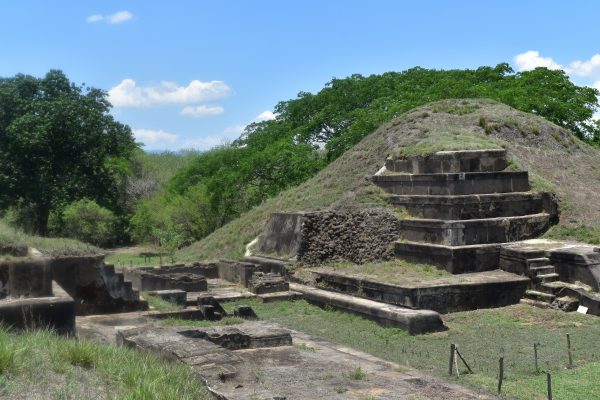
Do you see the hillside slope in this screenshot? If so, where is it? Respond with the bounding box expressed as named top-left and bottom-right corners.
top-left (178, 99), bottom-right (600, 261)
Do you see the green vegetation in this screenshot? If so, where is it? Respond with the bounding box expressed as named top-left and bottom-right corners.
top-left (55, 199), bottom-right (117, 247)
top-left (134, 65), bottom-right (599, 255)
top-left (347, 366), bottom-right (367, 380)
top-left (143, 293), bottom-right (182, 312)
top-left (0, 327), bottom-right (210, 399)
top-left (0, 70), bottom-right (136, 236)
top-left (545, 225), bottom-right (600, 245)
top-left (224, 300), bottom-right (600, 400)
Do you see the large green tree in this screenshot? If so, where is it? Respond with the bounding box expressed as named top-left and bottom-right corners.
top-left (0, 70), bottom-right (136, 234)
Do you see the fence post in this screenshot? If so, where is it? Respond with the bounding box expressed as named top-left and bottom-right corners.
top-left (498, 347), bottom-right (504, 394)
top-left (567, 333), bottom-right (573, 368)
top-left (534, 342), bottom-right (539, 373)
top-left (448, 343), bottom-right (456, 376)
top-left (547, 372), bottom-right (553, 400)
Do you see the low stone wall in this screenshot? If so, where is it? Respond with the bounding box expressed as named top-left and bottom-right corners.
top-left (298, 209), bottom-right (402, 265)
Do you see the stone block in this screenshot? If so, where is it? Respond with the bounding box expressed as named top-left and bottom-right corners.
top-left (248, 272), bottom-right (289, 294)
top-left (233, 305), bottom-right (258, 320)
top-left (385, 149), bottom-right (508, 174)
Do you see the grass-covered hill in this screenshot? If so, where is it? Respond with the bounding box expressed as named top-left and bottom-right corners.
top-left (177, 98), bottom-right (600, 261)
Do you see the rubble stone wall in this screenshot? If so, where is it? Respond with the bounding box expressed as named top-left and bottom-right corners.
top-left (298, 208), bottom-right (402, 265)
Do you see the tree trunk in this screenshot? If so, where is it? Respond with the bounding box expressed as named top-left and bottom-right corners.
top-left (35, 204), bottom-right (50, 236)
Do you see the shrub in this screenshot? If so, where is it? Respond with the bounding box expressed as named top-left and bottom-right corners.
top-left (61, 199), bottom-right (116, 247)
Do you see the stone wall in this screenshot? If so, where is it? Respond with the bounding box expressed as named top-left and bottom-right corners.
top-left (297, 208), bottom-right (402, 265)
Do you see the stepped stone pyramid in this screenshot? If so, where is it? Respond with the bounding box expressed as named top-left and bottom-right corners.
top-left (372, 149), bottom-right (558, 274)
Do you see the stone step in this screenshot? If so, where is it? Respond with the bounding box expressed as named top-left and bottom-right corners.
top-left (372, 171), bottom-right (530, 195)
top-left (526, 257), bottom-right (551, 269)
top-left (386, 149), bottom-right (507, 174)
top-left (524, 290), bottom-right (556, 303)
top-left (520, 298), bottom-right (552, 309)
top-left (529, 265), bottom-right (556, 276)
top-left (290, 283), bottom-right (445, 335)
top-left (394, 241), bottom-right (500, 274)
top-left (104, 263), bottom-right (115, 276)
top-left (397, 213), bottom-right (550, 246)
top-left (534, 273), bottom-right (560, 284)
top-left (388, 192), bottom-right (545, 220)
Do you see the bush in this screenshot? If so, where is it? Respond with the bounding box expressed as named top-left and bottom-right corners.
top-left (61, 199), bottom-right (116, 247)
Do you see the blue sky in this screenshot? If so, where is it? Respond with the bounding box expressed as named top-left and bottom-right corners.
top-left (1, 1), bottom-right (600, 151)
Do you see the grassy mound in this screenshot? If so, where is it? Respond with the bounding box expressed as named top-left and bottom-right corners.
top-left (178, 98), bottom-right (600, 261)
top-left (0, 220), bottom-right (100, 257)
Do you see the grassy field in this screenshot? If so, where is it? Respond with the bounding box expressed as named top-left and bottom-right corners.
top-left (0, 327), bottom-right (210, 400)
top-left (215, 299), bottom-right (600, 400)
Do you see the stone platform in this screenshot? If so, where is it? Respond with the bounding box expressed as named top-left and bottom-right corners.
top-left (309, 269), bottom-right (529, 314)
top-left (116, 321), bottom-right (487, 399)
top-left (290, 283), bottom-right (444, 334)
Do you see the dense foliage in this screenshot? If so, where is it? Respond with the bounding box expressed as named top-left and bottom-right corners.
top-left (58, 199), bottom-right (116, 247)
top-left (131, 63), bottom-right (599, 246)
top-left (0, 70), bottom-right (136, 235)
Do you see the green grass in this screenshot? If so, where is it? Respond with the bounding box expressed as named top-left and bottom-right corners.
top-left (0, 219), bottom-right (100, 257)
top-left (393, 133), bottom-right (501, 157)
top-left (544, 225), bottom-right (600, 245)
top-left (221, 299), bottom-right (600, 400)
top-left (0, 327), bottom-right (210, 399)
top-left (298, 259), bottom-right (449, 285)
top-left (347, 366), bottom-right (367, 380)
top-left (143, 292), bottom-right (182, 312)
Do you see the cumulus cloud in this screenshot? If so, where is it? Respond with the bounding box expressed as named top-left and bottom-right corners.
top-left (133, 129), bottom-right (179, 150)
top-left (567, 54), bottom-right (600, 77)
top-left (108, 79), bottom-right (231, 108)
top-left (513, 50), bottom-right (562, 72)
top-left (86, 11), bottom-right (134, 24)
top-left (180, 105), bottom-right (224, 118)
top-left (222, 110), bottom-right (277, 136)
top-left (253, 110), bottom-right (276, 122)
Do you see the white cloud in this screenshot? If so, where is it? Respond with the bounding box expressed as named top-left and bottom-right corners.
top-left (593, 80), bottom-right (600, 90)
top-left (514, 50), bottom-right (562, 72)
top-left (253, 110), bottom-right (276, 122)
top-left (181, 136), bottom-right (230, 149)
top-left (108, 78), bottom-right (231, 108)
top-left (86, 10), bottom-right (134, 24)
top-left (86, 14), bottom-right (104, 23)
top-left (566, 54), bottom-right (600, 77)
top-left (133, 129), bottom-right (179, 150)
top-left (222, 110), bottom-right (277, 135)
top-left (180, 105), bottom-right (224, 118)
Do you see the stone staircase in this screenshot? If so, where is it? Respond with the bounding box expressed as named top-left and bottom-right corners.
top-left (372, 149), bottom-right (557, 274)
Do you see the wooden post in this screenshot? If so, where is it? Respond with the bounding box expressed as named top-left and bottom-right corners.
top-left (449, 343), bottom-right (456, 376)
top-left (547, 372), bottom-right (553, 400)
top-left (456, 348), bottom-right (473, 374)
top-left (498, 348), bottom-right (505, 394)
top-left (534, 343), bottom-right (539, 373)
top-left (567, 333), bottom-right (573, 368)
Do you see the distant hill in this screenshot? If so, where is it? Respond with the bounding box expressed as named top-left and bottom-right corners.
top-left (177, 98), bottom-right (600, 261)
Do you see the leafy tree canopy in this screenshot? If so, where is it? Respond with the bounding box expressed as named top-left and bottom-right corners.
top-left (0, 70), bottom-right (136, 234)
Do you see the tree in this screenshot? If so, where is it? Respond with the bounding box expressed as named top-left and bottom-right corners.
top-left (61, 199), bottom-right (116, 246)
top-left (0, 70), bottom-right (136, 234)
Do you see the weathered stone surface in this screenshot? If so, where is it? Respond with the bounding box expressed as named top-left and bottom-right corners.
top-left (197, 296), bottom-right (228, 320)
top-left (0, 281), bottom-right (75, 335)
top-left (310, 269), bottom-right (529, 314)
top-left (217, 260), bottom-right (257, 286)
top-left (178, 325), bottom-right (292, 350)
top-left (389, 192), bottom-right (554, 220)
top-left (124, 263), bottom-right (218, 291)
top-left (248, 272), bottom-right (289, 294)
top-left (0, 258), bottom-right (53, 298)
top-left (398, 213), bottom-right (551, 246)
top-left (256, 212), bottom-right (305, 258)
top-left (373, 171), bottom-right (530, 195)
top-left (49, 256), bottom-right (147, 315)
top-left (395, 242), bottom-right (501, 273)
top-left (291, 283), bottom-right (445, 334)
top-left (0, 244), bottom-right (28, 257)
top-left (298, 209), bottom-right (402, 265)
top-left (549, 246), bottom-right (600, 291)
top-left (386, 149), bottom-right (508, 174)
